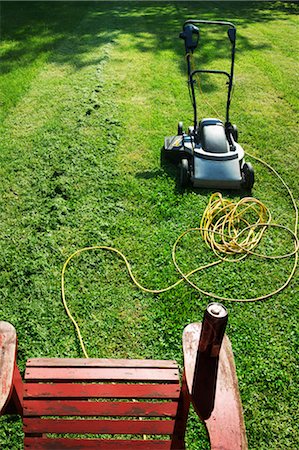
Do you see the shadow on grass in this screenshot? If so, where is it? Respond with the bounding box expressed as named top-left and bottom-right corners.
top-left (2, 0), bottom-right (294, 194)
top-left (2, 0), bottom-right (296, 128)
top-left (135, 150), bottom-right (246, 198)
top-left (1, 1), bottom-right (298, 74)
top-left (0, 2), bottom-right (89, 74)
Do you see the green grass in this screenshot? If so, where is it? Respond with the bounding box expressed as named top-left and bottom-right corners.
top-left (0, 1), bottom-right (298, 449)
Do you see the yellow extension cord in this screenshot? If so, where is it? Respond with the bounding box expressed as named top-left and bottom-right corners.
top-left (62, 57), bottom-right (298, 359)
top-left (59, 50), bottom-right (298, 443)
top-left (61, 154), bottom-right (298, 359)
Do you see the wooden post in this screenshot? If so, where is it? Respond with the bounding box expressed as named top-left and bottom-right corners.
top-left (184, 303), bottom-right (227, 420)
top-left (191, 303), bottom-right (228, 420)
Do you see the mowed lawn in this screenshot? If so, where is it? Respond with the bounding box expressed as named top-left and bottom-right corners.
top-left (0, 1), bottom-right (298, 449)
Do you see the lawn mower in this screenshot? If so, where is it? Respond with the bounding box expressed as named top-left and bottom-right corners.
top-left (163, 19), bottom-right (254, 190)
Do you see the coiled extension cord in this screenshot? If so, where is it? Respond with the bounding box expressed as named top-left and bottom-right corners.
top-left (62, 153), bottom-right (298, 358)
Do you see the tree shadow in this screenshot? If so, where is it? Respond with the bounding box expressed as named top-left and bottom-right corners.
top-left (2, 0), bottom-right (295, 193)
top-left (0, 2), bottom-right (90, 74)
top-left (1, 0), bottom-right (295, 134)
top-left (1, 1), bottom-right (297, 75)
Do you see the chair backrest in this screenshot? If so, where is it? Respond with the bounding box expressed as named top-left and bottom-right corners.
top-left (1, 304), bottom-right (247, 449)
top-left (22, 357), bottom-right (187, 449)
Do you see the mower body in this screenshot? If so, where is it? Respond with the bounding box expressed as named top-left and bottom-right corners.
top-left (164, 118), bottom-right (246, 189)
top-left (163, 20), bottom-right (254, 190)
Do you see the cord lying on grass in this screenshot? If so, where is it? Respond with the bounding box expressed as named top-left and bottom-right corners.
top-left (61, 154), bottom-right (298, 357)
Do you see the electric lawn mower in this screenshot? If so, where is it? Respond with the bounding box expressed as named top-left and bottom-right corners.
top-left (163, 19), bottom-right (254, 190)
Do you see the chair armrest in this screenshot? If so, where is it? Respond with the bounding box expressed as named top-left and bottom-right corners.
top-left (183, 322), bottom-right (247, 449)
top-left (205, 335), bottom-right (248, 449)
top-left (0, 321), bottom-right (17, 414)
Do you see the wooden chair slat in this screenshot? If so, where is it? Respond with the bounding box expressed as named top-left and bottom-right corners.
top-left (26, 358), bottom-right (177, 369)
top-left (24, 418), bottom-right (175, 435)
top-left (23, 400), bottom-right (178, 417)
top-left (24, 437), bottom-right (172, 449)
top-left (25, 367), bottom-right (179, 383)
top-left (24, 383), bottom-right (180, 400)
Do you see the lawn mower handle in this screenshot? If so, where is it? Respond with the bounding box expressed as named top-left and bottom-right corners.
top-left (182, 19), bottom-right (236, 127)
top-left (190, 69), bottom-right (231, 126)
top-left (184, 19), bottom-right (235, 27)
top-left (183, 20), bottom-right (236, 46)
top-left (183, 19), bottom-right (236, 33)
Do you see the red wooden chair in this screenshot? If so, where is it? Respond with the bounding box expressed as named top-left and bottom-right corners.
top-left (0, 303), bottom-right (247, 449)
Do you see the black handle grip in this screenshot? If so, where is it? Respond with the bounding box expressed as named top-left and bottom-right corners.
top-left (179, 24), bottom-right (199, 54)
